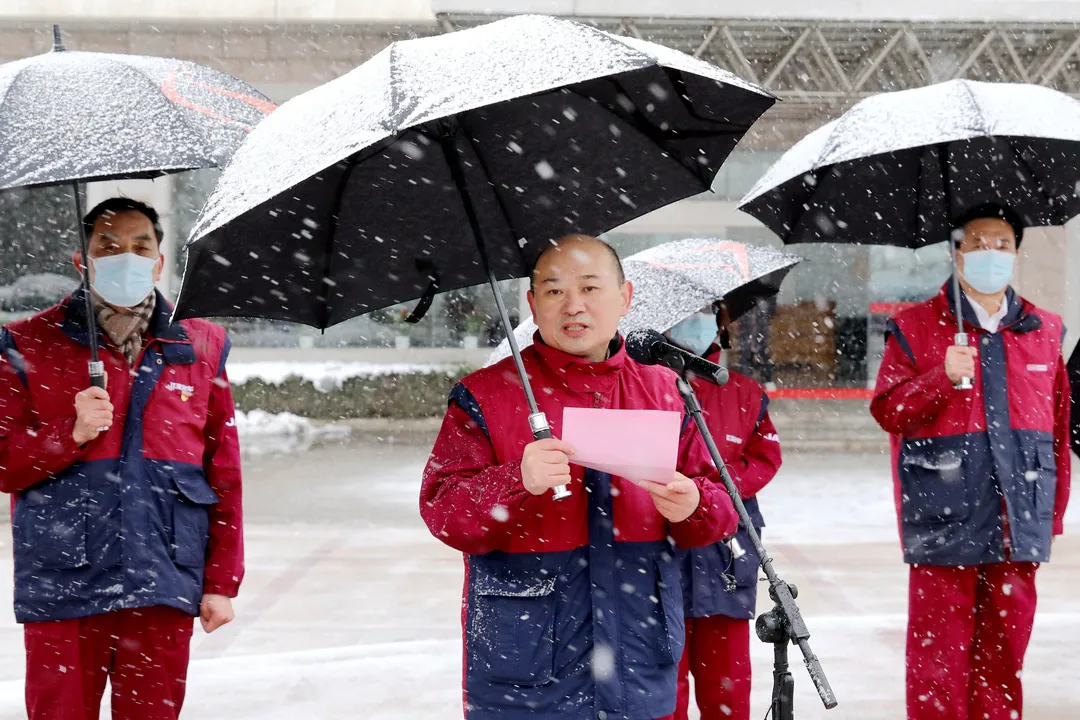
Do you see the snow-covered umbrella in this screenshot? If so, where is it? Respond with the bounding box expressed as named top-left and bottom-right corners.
top-left (0, 26), bottom-right (274, 387)
top-left (486, 238), bottom-right (802, 366)
top-left (739, 79), bottom-right (1080, 388)
top-left (174, 14), bottom-right (774, 455)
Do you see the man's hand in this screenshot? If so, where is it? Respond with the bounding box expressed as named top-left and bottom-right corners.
top-left (521, 438), bottom-right (575, 496)
top-left (945, 346), bottom-right (977, 385)
top-left (200, 594), bottom-right (235, 634)
top-left (72, 385), bottom-right (113, 445)
top-left (643, 473), bottom-right (701, 523)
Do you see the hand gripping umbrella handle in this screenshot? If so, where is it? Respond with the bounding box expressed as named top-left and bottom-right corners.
top-left (529, 412), bottom-right (572, 501)
top-left (954, 333), bottom-right (974, 391)
top-left (88, 361), bottom-right (110, 432)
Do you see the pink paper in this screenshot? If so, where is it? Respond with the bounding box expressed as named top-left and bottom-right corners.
top-left (561, 407), bottom-right (681, 485)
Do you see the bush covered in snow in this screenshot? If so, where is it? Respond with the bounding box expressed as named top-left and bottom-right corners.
top-left (229, 365), bottom-right (470, 419)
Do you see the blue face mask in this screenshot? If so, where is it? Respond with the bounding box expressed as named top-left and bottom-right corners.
top-left (91, 253), bottom-right (158, 308)
top-left (961, 249), bottom-right (1015, 294)
top-left (667, 312), bottom-right (717, 356)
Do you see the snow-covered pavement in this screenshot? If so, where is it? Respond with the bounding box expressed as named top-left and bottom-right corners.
top-left (0, 440), bottom-right (1075, 719)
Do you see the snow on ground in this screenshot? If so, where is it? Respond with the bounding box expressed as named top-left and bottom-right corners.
top-left (0, 446), bottom-right (1075, 719)
top-left (227, 361), bottom-right (456, 392)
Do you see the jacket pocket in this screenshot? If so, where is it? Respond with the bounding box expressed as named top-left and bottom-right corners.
top-left (469, 559), bottom-right (557, 686)
top-left (168, 467), bottom-right (219, 568)
top-left (656, 551), bottom-right (684, 666)
top-left (1032, 440), bottom-right (1057, 520)
top-left (14, 470), bottom-right (89, 570)
top-left (899, 443), bottom-right (971, 525)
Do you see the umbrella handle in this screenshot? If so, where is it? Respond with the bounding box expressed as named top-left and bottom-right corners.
top-left (529, 412), bottom-right (572, 500)
top-left (954, 333), bottom-right (974, 391)
top-left (88, 361), bottom-right (110, 432)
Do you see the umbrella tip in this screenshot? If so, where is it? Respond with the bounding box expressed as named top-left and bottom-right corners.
top-left (52, 24), bottom-right (64, 52)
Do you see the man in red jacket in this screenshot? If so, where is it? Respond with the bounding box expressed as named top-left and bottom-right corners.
top-left (421, 234), bottom-right (738, 720)
top-left (666, 303), bottom-right (782, 720)
top-left (871, 204), bottom-right (1070, 720)
top-left (0, 198), bottom-right (244, 720)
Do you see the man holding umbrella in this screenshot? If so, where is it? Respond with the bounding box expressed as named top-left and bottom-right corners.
top-left (0, 198), bottom-right (243, 720)
top-left (664, 303), bottom-right (781, 720)
top-left (871, 204), bottom-right (1070, 720)
top-left (421, 233), bottom-right (738, 720)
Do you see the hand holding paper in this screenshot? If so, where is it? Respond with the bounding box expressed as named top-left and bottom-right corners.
top-left (560, 408), bottom-right (681, 485)
top-left (641, 475), bottom-right (701, 522)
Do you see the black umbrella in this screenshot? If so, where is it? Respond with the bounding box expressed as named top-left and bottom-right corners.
top-left (174, 14), bottom-right (774, 471)
top-left (0, 25), bottom-right (274, 387)
top-left (739, 79), bottom-right (1080, 389)
top-left (1067, 345), bottom-right (1080, 457)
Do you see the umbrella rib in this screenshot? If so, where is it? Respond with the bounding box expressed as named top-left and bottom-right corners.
top-left (958, 80), bottom-right (989, 137)
top-left (450, 116), bottom-right (533, 270)
top-left (0, 60), bottom-right (30, 109)
top-left (563, 78), bottom-right (715, 190)
top-left (1004, 138), bottom-right (1061, 214)
top-left (913, 146), bottom-right (936, 249)
top-left (315, 158), bottom-right (357, 329)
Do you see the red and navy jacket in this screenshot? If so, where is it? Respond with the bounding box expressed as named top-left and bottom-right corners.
top-left (0, 289), bottom-right (243, 623)
top-left (680, 353), bottom-right (781, 620)
top-left (420, 335), bottom-right (738, 720)
top-left (871, 282), bottom-right (1070, 566)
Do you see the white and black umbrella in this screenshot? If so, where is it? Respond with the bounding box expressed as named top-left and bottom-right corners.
top-left (174, 14), bottom-right (774, 444)
top-left (739, 79), bottom-right (1080, 387)
top-left (0, 26), bottom-right (274, 387)
top-left (486, 238), bottom-right (802, 366)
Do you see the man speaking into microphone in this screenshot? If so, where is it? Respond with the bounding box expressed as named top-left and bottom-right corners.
top-left (421, 234), bottom-right (738, 720)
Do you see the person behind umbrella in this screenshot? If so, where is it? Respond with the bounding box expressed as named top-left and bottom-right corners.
top-left (664, 303), bottom-right (782, 720)
top-left (870, 203), bottom-right (1070, 720)
top-left (0, 198), bottom-right (244, 720)
top-left (421, 234), bottom-right (738, 720)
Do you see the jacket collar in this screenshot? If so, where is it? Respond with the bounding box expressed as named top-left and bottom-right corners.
top-left (531, 331), bottom-right (627, 394)
top-left (939, 279), bottom-right (1039, 335)
top-left (61, 287), bottom-right (195, 364)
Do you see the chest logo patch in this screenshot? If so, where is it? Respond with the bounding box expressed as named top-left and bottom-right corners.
top-left (1027, 364), bottom-right (1049, 373)
top-left (165, 381), bottom-right (195, 401)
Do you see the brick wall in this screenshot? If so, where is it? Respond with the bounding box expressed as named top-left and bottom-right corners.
top-left (0, 23), bottom-right (437, 87)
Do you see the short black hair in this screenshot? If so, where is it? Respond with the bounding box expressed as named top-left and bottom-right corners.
top-left (529, 236), bottom-right (625, 290)
top-left (951, 203), bottom-right (1025, 247)
top-left (82, 197), bottom-right (163, 246)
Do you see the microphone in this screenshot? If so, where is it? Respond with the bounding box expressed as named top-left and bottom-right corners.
top-left (625, 329), bottom-right (729, 386)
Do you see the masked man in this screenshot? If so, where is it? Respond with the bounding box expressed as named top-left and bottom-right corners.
top-left (0, 198), bottom-right (243, 720)
top-left (871, 204), bottom-right (1070, 720)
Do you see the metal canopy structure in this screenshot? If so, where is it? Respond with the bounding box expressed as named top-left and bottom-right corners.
top-left (438, 14), bottom-right (1080, 123)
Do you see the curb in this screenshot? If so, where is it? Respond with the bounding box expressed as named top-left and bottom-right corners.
top-left (313, 418), bottom-right (888, 454)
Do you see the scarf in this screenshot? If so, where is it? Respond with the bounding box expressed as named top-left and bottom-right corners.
top-left (93, 292), bottom-right (156, 366)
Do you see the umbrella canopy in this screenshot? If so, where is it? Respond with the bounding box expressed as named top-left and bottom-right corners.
top-left (0, 26), bottom-right (274, 389)
top-left (739, 79), bottom-right (1080, 249)
top-left (1069, 344), bottom-right (1080, 457)
top-left (0, 27), bottom-right (274, 190)
top-left (486, 239), bottom-right (802, 366)
top-left (173, 14), bottom-right (775, 329)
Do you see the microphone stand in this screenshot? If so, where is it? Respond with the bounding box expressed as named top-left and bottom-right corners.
top-left (673, 374), bottom-right (837, 718)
